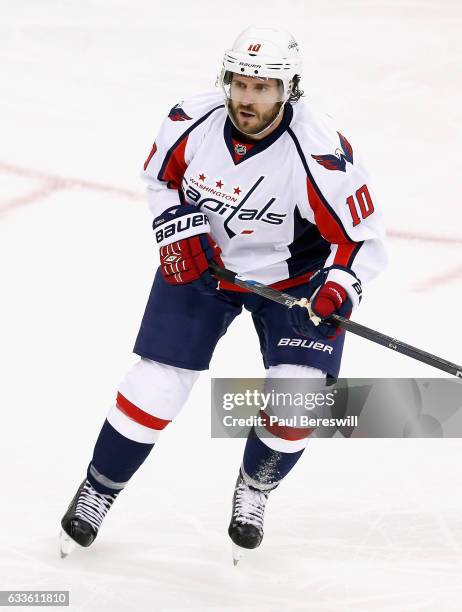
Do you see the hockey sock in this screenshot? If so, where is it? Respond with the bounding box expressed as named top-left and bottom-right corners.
top-left (241, 427), bottom-right (306, 490)
top-left (87, 420), bottom-right (155, 495)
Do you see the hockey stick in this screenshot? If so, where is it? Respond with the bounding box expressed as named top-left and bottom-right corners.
top-left (209, 262), bottom-right (462, 378)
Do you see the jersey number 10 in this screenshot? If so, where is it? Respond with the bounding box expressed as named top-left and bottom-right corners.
top-left (346, 184), bottom-right (374, 227)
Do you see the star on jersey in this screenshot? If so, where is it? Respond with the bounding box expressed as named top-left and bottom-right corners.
top-left (311, 132), bottom-right (354, 172)
top-left (168, 103), bottom-right (192, 122)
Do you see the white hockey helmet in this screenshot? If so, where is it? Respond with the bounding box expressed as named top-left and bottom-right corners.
top-left (219, 26), bottom-right (303, 103)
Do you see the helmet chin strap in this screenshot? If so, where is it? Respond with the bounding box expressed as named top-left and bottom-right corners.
top-left (223, 94), bottom-right (288, 139)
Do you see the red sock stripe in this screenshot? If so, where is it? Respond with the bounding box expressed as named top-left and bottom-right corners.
top-left (259, 410), bottom-right (315, 441)
top-left (116, 392), bottom-right (171, 430)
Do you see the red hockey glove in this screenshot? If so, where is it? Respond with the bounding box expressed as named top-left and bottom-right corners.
top-left (288, 268), bottom-right (359, 340)
top-left (153, 205), bottom-right (223, 294)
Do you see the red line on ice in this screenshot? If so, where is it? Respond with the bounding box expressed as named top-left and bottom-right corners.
top-left (1, 184), bottom-right (61, 212)
top-left (413, 265), bottom-right (462, 293)
top-left (387, 229), bottom-right (462, 246)
top-left (1, 163), bottom-right (462, 249)
top-left (0, 162), bottom-right (141, 213)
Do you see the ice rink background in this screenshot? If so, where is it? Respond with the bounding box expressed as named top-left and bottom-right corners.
top-left (1, 0), bottom-right (462, 610)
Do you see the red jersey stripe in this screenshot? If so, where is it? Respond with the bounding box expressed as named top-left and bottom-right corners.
top-left (306, 176), bottom-right (351, 244)
top-left (143, 142), bottom-right (157, 171)
top-left (333, 242), bottom-right (358, 267)
top-left (217, 270), bottom-right (315, 293)
top-left (159, 136), bottom-right (188, 189)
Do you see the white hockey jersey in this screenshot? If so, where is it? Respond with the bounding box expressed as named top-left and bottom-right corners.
top-left (142, 91), bottom-right (387, 306)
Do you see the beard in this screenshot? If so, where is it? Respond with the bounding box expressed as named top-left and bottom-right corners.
top-left (229, 100), bottom-right (283, 136)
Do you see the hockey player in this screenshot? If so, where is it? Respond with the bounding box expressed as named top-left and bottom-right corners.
top-left (60, 26), bottom-right (386, 562)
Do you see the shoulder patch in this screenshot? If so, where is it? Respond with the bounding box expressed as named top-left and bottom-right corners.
top-left (311, 131), bottom-right (354, 172)
top-left (168, 102), bottom-right (192, 122)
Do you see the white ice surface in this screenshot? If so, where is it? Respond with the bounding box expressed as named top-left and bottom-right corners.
top-left (1, 1), bottom-right (462, 610)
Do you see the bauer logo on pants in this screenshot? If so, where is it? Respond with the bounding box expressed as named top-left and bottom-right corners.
top-left (277, 338), bottom-right (334, 354)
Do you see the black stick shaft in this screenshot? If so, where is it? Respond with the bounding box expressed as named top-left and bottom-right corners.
top-left (210, 262), bottom-right (462, 378)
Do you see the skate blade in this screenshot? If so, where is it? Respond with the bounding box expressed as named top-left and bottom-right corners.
top-left (232, 543), bottom-right (246, 566)
top-left (59, 530), bottom-right (77, 559)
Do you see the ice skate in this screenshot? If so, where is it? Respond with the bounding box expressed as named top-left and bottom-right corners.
top-left (228, 470), bottom-right (271, 565)
top-left (60, 479), bottom-right (118, 558)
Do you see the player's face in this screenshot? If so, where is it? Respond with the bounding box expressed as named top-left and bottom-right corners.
top-left (228, 75), bottom-right (284, 136)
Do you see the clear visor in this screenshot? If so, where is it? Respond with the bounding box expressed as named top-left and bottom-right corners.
top-left (220, 69), bottom-right (287, 105)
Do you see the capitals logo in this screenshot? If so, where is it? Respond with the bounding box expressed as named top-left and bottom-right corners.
top-left (168, 103), bottom-right (192, 122)
top-left (312, 132), bottom-right (353, 172)
top-left (183, 175), bottom-right (287, 239)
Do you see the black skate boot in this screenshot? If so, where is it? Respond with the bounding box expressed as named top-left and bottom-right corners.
top-left (228, 470), bottom-right (272, 565)
top-left (60, 479), bottom-right (118, 558)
